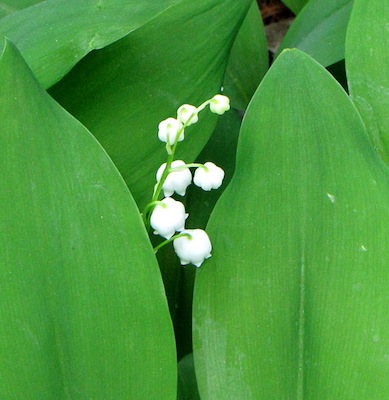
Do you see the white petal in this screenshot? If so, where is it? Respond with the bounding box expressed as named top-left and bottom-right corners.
top-left (163, 188), bottom-right (174, 197)
top-left (173, 229), bottom-right (212, 267)
top-left (193, 162), bottom-right (225, 191)
top-left (156, 160), bottom-right (192, 197)
top-left (150, 198), bottom-right (188, 239)
top-left (158, 118), bottom-right (184, 145)
top-left (177, 104), bottom-right (199, 126)
top-left (193, 261), bottom-right (203, 267)
top-left (209, 95), bottom-right (230, 115)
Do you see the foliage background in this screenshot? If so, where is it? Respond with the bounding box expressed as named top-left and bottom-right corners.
top-left (1, 0), bottom-right (389, 398)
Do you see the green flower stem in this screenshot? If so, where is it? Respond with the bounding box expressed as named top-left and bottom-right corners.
top-left (150, 98), bottom-right (214, 205)
top-left (195, 99), bottom-right (212, 114)
top-left (151, 152), bottom-right (174, 203)
top-left (151, 124), bottom-right (186, 203)
top-left (153, 232), bottom-right (192, 254)
top-left (165, 141), bottom-right (173, 156)
top-left (178, 163), bottom-right (209, 172)
top-left (142, 200), bottom-right (165, 229)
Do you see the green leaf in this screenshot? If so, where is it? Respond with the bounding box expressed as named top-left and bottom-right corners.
top-left (50, 0), bottom-right (252, 210)
top-left (277, 0), bottom-right (352, 67)
top-left (223, 1), bottom-right (268, 111)
top-left (346, 0), bottom-right (389, 163)
top-left (193, 49), bottom-right (389, 398)
top-left (281, 0), bottom-right (308, 14)
top-left (0, 0), bottom-right (42, 19)
top-left (0, 0), bottom-right (180, 88)
top-left (0, 40), bottom-right (176, 399)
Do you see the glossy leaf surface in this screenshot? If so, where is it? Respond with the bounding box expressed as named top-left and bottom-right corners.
top-left (0, 40), bottom-right (176, 399)
top-left (50, 0), bottom-right (252, 209)
top-left (193, 49), bottom-right (389, 399)
top-left (277, 0), bottom-right (352, 67)
top-left (346, 0), bottom-right (389, 163)
top-left (0, 0), bottom-right (179, 87)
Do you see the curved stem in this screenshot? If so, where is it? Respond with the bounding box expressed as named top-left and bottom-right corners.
top-left (153, 232), bottom-right (192, 254)
top-left (151, 98), bottom-right (214, 203)
top-left (151, 153), bottom-right (174, 203)
top-left (142, 200), bottom-right (165, 230)
top-left (196, 99), bottom-right (212, 113)
top-left (180, 163), bottom-right (208, 171)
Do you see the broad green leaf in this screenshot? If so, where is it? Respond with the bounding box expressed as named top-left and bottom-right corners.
top-left (346, 0), bottom-right (389, 163)
top-left (282, 0), bottom-right (308, 14)
top-left (0, 0), bottom-right (42, 18)
top-left (50, 0), bottom-right (252, 210)
top-left (0, 0), bottom-right (40, 7)
top-left (0, 0), bottom-right (180, 88)
top-left (223, 1), bottom-right (268, 111)
top-left (0, 40), bottom-right (176, 399)
top-left (277, 0), bottom-right (352, 67)
top-left (193, 49), bottom-right (389, 399)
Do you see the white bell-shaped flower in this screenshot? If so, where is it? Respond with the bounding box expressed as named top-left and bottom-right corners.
top-left (156, 160), bottom-right (192, 197)
top-left (150, 198), bottom-right (188, 239)
top-left (158, 118), bottom-right (184, 145)
top-left (173, 229), bottom-right (212, 267)
top-left (209, 94), bottom-right (230, 115)
top-left (193, 162), bottom-right (225, 191)
top-left (177, 104), bottom-right (199, 126)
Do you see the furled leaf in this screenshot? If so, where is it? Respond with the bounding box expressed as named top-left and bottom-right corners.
top-left (193, 49), bottom-right (389, 399)
top-left (0, 0), bottom-right (180, 87)
top-left (0, 39), bottom-right (176, 399)
top-left (281, 0), bottom-right (308, 14)
top-left (277, 0), bottom-right (352, 67)
top-left (50, 0), bottom-right (252, 210)
top-left (223, 1), bottom-right (268, 111)
top-left (346, 0), bottom-right (389, 163)
top-left (177, 353), bottom-right (200, 400)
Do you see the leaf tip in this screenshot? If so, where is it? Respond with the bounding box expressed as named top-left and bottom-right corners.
top-left (0, 36), bottom-right (20, 64)
top-left (277, 47), bottom-right (308, 61)
top-left (0, 36), bottom-right (8, 60)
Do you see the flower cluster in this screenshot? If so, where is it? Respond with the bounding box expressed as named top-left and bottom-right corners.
top-left (143, 94), bottom-right (230, 267)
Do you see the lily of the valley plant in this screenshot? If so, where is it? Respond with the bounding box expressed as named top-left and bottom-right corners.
top-left (143, 94), bottom-right (230, 267)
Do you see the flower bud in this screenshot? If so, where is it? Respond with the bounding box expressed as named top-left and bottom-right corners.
top-left (193, 162), bottom-right (225, 191)
top-left (177, 104), bottom-right (199, 126)
top-left (209, 94), bottom-right (230, 115)
top-left (156, 160), bottom-right (192, 197)
top-left (173, 229), bottom-right (212, 267)
top-left (158, 118), bottom-right (184, 145)
top-left (150, 198), bottom-right (188, 239)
